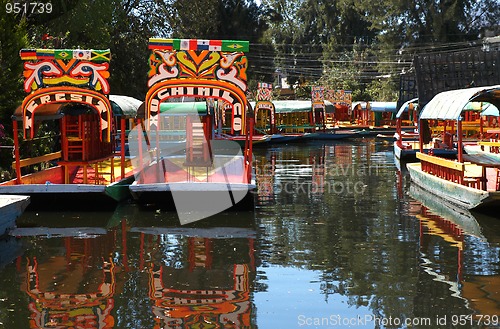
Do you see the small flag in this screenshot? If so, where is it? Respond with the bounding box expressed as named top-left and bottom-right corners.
top-left (149, 38), bottom-right (175, 50)
top-left (55, 50), bottom-right (72, 60)
top-left (197, 39), bottom-right (210, 50)
top-left (208, 40), bottom-right (222, 51)
top-left (20, 49), bottom-right (37, 60)
top-left (73, 49), bottom-right (91, 60)
top-left (91, 50), bottom-right (111, 62)
top-left (180, 39), bottom-right (198, 50)
top-left (222, 40), bottom-right (249, 52)
top-left (36, 49), bottom-right (54, 59)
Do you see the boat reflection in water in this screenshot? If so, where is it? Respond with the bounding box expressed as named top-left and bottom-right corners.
top-left (13, 206), bottom-right (256, 328)
top-left (127, 208), bottom-right (256, 328)
top-left (15, 228), bottom-right (118, 328)
top-left (409, 183), bottom-right (500, 321)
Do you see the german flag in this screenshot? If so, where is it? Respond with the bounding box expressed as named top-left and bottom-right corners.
top-left (20, 49), bottom-right (37, 60)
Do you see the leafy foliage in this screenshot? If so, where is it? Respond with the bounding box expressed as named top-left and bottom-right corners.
top-left (0, 0), bottom-right (498, 126)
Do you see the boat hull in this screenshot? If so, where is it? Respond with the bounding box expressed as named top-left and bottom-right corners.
top-left (394, 142), bottom-right (457, 160)
top-left (0, 183), bottom-right (124, 210)
top-left (130, 182), bottom-right (255, 208)
top-left (223, 135), bottom-right (271, 147)
top-left (408, 183), bottom-right (486, 237)
top-left (130, 181), bottom-right (256, 224)
top-left (303, 131), bottom-right (358, 140)
top-left (0, 195), bottom-right (30, 236)
top-left (406, 162), bottom-right (500, 210)
top-left (269, 134), bottom-right (303, 143)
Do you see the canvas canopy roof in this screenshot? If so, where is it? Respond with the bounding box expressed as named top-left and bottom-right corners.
top-left (368, 102), bottom-right (397, 113)
top-left (251, 100), bottom-right (334, 113)
top-left (324, 100), bottom-right (336, 113)
top-left (352, 101), bottom-right (397, 113)
top-left (137, 101), bottom-right (208, 118)
top-left (396, 98), bottom-right (418, 119)
top-left (274, 100), bottom-right (312, 113)
top-left (481, 103), bottom-right (499, 117)
top-left (109, 95), bottom-right (142, 117)
top-left (419, 85), bottom-right (500, 120)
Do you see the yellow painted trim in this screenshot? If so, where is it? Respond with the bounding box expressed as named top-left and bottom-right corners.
top-left (478, 141), bottom-right (500, 147)
top-left (416, 152), bottom-right (464, 171)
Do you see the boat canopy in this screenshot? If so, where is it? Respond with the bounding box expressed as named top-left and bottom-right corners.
top-left (396, 98), bottom-right (418, 119)
top-left (480, 103), bottom-right (499, 117)
top-left (251, 100), bottom-right (334, 113)
top-left (12, 103), bottom-right (64, 121)
top-left (109, 95), bottom-right (142, 117)
top-left (368, 102), bottom-right (397, 112)
top-left (137, 101), bottom-right (208, 118)
top-left (274, 100), bottom-right (312, 113)
top-left (324, 100), bottom-right (335, 113)
top-left (352, 101), bottom-right (397, 113)
top-left (420, 85), bottom-right (500, 120)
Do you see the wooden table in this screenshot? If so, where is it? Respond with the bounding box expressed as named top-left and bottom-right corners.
top-left (462, 153), bottom-right (500, 190)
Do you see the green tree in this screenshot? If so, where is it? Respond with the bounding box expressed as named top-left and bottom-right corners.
top-left (264, 0), bottom-right (376, 95)
top-left (0, 0), bottom-right (27, 131)
top-left (165, 0), bottom-right (275, 86)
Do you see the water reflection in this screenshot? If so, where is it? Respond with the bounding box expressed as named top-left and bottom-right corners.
top-left (142, 232), bottom-right (254, 327)
top-left (9, 206), bottom-right (257, 328)
top-left (409, 182), bottom-right (500, 323)
top-left (17, 229), bottom-right (119, 328)
top-left (2, 140), bottom-right (500, 328)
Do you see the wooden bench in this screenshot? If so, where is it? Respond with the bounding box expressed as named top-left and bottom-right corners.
top-left (416, 152), bottom-right (465, 184)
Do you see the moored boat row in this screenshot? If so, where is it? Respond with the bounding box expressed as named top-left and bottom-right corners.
top-left (5, 40), bottom-right (500, 224)
top-left (405, 85), bottom-right (500, 212)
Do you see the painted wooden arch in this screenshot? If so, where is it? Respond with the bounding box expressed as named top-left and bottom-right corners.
top-left (25, 257), bottom-right (116, 329)
top-left (255, 82), bottom-right (275, 126)
top-left (146, 38), bottom-right (250, 135)
top-left (19, 48), bottom-right (112, 141)
top-left (145, 79), bottom-right (248, 135)
top-left (21, 86), bottom-right (112, 141)
top-left (149, 263), bottom-right (251, 326)
top-left (311, 86), bottom-right (326, 125)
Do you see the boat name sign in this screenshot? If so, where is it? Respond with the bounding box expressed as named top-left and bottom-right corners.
top-left (150, 85), bottom-right (244, 132)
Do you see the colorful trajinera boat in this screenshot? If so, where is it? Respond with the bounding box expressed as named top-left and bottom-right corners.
top-left (393, 98), bottom-right (457, 160)
top-left (0, 48), bottom-right (138, 208)
top-left (253, 82), bottom-right (306, 143)
top-left (407, 85), bottom-right (500, 210)
top-left (128, 38), bottom-right (256, 224)
top-left (305, 86), bottom-right (359, 140)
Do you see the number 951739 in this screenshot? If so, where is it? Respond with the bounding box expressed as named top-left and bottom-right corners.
top-left (6, 2), bottom-right (53, 15)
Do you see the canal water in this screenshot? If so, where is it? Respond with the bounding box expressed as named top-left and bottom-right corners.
top-left (1, 138), bottom-right (500, 328)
